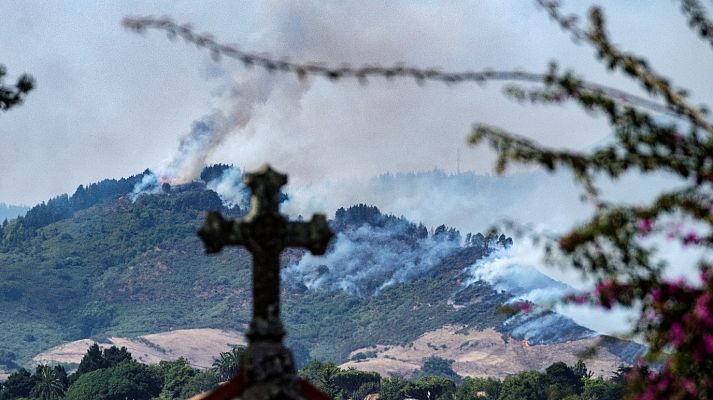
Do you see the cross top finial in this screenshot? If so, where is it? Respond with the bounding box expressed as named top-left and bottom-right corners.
top-left (244, 164), bottom-right (287, 219)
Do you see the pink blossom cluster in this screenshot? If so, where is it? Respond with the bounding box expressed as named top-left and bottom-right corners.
top-left (631, 367), bottom-right (701, 400)
top-left (593, 278), bottom-right (623, 309)
top-left (636, 218), bottom-right (654, 236)
top-left (581, 267), bottom-right (713, 399)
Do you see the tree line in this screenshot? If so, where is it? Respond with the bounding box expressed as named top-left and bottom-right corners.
top-left (0, 344), bottom-right (629, 400)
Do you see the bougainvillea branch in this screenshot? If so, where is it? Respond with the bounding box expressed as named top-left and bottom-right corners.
top-left (537, 0), bottom-right (713, 134)
top-left (476, 3), bottom-right (713, 399)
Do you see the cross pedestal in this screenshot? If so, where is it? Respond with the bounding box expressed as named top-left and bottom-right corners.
top-left (196, 164), bottom-right (333, 400)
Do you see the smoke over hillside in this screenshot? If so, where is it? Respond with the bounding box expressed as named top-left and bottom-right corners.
top-left (464, 247), bottom-right (573, 305)
top-left (283, 216), bottom-right (460, 296)
top-left (283, 170), bottom-right (589, 236)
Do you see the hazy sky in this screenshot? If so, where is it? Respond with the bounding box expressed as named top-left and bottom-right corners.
top-left (2, 1), bottom-right (711, 206)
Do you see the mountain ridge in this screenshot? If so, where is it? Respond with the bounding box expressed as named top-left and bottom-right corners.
top-left (0, 166), bottom-right (644, 378)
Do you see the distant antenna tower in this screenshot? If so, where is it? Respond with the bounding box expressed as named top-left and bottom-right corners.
top-left (457, 149), bottom-right (461, 175)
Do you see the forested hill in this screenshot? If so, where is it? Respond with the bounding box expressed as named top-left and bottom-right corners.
top-left (0, 166), bottom-right (642, 376)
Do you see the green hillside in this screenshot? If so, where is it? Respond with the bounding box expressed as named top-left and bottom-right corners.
top-left (0, 174), bottom-right (514, 370)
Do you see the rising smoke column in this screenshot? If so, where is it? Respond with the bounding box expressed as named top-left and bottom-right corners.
top-left (163, 75), bottom-right (277, 184)
top-left (131, 73), bottom-right (278, 198)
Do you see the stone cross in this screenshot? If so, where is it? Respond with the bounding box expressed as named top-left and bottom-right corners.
top-left (197, 164), bottom-right (333, 400)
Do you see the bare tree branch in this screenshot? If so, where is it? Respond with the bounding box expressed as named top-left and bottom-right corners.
top-left (121, 16), bottom-right (678, 118)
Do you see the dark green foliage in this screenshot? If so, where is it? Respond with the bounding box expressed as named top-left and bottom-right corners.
top-left (71, 344), bottom-right (132, 383)
top-left (582, 377), bottom-right (625, 400)
top-left (180, 369), bottom-right (220, 399)
top-left (415, 356), bottom-right (461, 382)
top-left (212, 345), bottom-right (245, 381)
top-left (22, 195), bottom-right (73, 230)
top-left (331, 368), bottom-right (380, 398)
top-left (137, 189), bottom-right (223, 213)
top-left (0, 184), bottom-right (251, 365)
top-left (155, 358), bottom-right (196, 399)
top-left (73, 344), bottom-right (105, 379)
top-left (610, 365), bottom-right (632, 386)
top-left (51, 365), bottom-right (68, 390)
top-left (101, 346), bottom-right (132, 368)
top-left (287, 340), bottom-right (311, 369)
top-left (380, 376), bottom-right (408, 400)
top-left (299, 360), bottom-right (341, 398)
top-left (544, 362), bottom-right (582, 398)
top-left (402, 376), bottom-right (456, 400)
top-left (1, 171), bottom-right (150, 246)
top-left (78, 302), bottom-right (116, 338)
top-left (64, 360), bottom-right (161, 400)
top-left (455, 376), bottom-right (501, 400)
top-left (0, 64), bottom-right (33, 111)
top-left (333, 204), bottom-right (433, 242)
top-left (572, 360), bottom-right (593, 381)
top-left (1, 368), bottom-right (35, 399)
top-left (350, 351), bottom-right (377, 361)
top-left (200, 164), bottom-right (233, 183)
top-left (353, 381), bottom-right (381, 400)
top-left (31, 365), bottom-right (66, 400)
top-left (0, 358), bottom-right (628, 400)
top-left (498, 371), bottom-right (546, 400)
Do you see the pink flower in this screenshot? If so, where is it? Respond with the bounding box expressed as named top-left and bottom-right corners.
top-left (666, 222), bottom-right (683, 241)
top-left (682, 231), bottom-right (700, 246)
top-left (694, 293), bottom-right (713, 327)
top-left (681, 378), bottom-right (698, 397)
top-left (595, 279), bottom-right (616, 309)
top-left (565, 293), bottom-right (590, 305)
top-left (637, 219), bottom-right (654, 235)
top-left (643, 310), bottom-right (658, 322)
top-left (669, 323), bottom-right (685, 347)
top-left (702, 335), bottom-right (713, 355)
top-left (594, 279), bottom-right (613, 295)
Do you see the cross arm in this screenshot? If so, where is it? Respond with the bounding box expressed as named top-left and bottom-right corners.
top-left (198, 211), bottom-right (244, 253)
top-left (286, 215), bottom-right (333, 255)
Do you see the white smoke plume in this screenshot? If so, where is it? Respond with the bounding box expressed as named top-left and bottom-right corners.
top-left (131, 73), bottom-right (282, 198)
top-left (206, 167), bottom-right (248, 209)
top-left (463, 243), bottom-right (575, 306)
top-left (284, 170), bottom-right (588, 235)
top-left (129, 172), bottom-right (161, 201)
top-left (282, 223), bottom-right (460, 296)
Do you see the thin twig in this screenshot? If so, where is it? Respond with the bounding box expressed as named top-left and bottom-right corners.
top-left (122, 16), bottom-right (677, 117)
